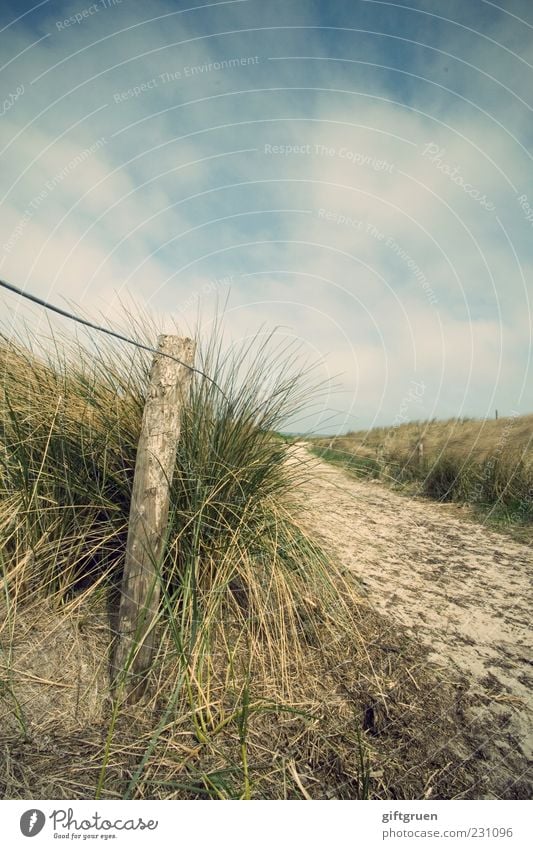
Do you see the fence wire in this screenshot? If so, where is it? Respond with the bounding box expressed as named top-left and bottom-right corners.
top-left (0, 277), bottom-right (228, 400)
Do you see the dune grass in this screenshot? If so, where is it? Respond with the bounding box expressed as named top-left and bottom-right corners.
top-left (311, 416), bottom-right (533, 539)
top-left (0, 320), bottom-right (500, 799)
top-left (0, 320), bottom-right (368, 799)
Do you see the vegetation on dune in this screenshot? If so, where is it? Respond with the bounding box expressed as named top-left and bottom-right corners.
top-left (0, 323), bottom-right (346, 795)
top-left (312, 416), bottom-right (533, 537)
top-left (0, 321), bottom-right (506, 799)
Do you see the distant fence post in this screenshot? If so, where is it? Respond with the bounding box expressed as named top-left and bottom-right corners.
top-left (113, 335), bottom-right (196, 703)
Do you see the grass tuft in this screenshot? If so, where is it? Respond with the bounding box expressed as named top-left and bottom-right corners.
top-left (312, 416), bottom-right (533, 539)
top-left (0, 318), bottom-right (369, 799)
top-left (0, 319), bottom-right (506, 799)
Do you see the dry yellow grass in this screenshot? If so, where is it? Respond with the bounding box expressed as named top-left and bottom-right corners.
top-left (312, 415), bottom-right (533, 540)
top-left (341, 414), bottom-right (533, 464)
top-left (1, 581), bottom-right (499, 800)
top-left (1, 326), bottom-right (503, 801)
top-left (1, 323), bottom-right (530, 799)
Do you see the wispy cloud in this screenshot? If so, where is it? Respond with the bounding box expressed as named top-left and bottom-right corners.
top-left (1, 0), bottom-right (531, 431)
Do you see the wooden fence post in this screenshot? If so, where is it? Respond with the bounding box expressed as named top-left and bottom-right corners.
top-left (113, 335), bottom-right (196, 703)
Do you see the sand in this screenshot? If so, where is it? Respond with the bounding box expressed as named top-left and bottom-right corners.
top-left (291, 443), bottom-right (533, 797)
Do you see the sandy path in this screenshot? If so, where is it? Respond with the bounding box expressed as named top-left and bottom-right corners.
top-left (290, 444), bottom-right (532, 798)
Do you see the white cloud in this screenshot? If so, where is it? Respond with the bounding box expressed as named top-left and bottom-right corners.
top-left (1, 0), bottom-right (531, 430)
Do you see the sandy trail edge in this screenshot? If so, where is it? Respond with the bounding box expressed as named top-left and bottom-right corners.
top-left (290, 443), bottom-right (532, 796)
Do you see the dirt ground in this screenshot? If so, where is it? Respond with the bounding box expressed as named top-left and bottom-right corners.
top-left (290, 443), bottom-right (533, 798)
top-left (1, 444), bottom-right (530, 800)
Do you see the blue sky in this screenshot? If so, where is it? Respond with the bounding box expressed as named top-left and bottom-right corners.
top-left (1, 0), bottom-right (532, 433)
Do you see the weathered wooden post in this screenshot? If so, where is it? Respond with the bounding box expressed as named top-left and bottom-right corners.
top-left (113, 335), bottom-right (196, 703)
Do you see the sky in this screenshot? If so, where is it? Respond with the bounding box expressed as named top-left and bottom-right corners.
top-left (1, 0), bottom-right (532, 433)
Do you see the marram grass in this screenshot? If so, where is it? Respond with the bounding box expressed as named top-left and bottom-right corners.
top-left (312, 416), bottom-right (533, 536)
top-left (0, 319), bottom-right (492, 800)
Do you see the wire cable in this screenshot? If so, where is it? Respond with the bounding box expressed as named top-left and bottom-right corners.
top-left (0, 277), bottom-right (229, 400)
